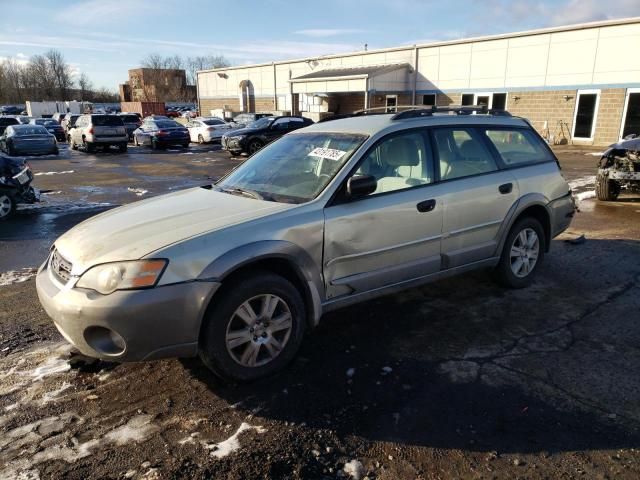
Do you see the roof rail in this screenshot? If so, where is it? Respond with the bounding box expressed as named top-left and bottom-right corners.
top-left (391, 105), bottom-right (512, 120)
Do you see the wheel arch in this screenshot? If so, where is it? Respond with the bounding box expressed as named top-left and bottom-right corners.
top-left (198, 240), bottom-right (324, 330)
top-left (496, 194), bottom-right (552, 255)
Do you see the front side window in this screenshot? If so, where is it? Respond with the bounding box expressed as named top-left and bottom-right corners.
top-left (356, 131), bottom-right (432, 194)
top-left (216, 132), bottom-right (367, 203)
top-left (484, 129), bottom-right (554, 166)
top-left (433, 128), bottom-right (497, 180)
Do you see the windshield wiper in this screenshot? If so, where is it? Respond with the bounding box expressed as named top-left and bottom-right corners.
top-left (221, 187), bottom-right (264, 200)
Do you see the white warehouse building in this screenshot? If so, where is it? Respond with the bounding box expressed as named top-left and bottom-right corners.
top-left (197, 17), bottom-right (640, 146)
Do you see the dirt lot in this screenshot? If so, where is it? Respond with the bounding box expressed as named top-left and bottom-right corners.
top-left (1, 144), bottom-right (639, 479)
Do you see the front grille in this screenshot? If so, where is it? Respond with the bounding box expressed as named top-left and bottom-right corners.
top-left (50, 249), bottom-right (73, 284)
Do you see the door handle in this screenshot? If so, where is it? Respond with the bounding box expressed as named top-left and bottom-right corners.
top-left (499, 183), bottom-right (513, 194)
top-left (417, 199), bottom-right (436, 213)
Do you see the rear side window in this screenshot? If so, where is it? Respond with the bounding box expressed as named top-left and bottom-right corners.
top-left (483, 128), bottom-right (554, 166)
top-left (432, 128), bottom-right (497, 181)
top-left (92, 115), bottom-right (124, 126)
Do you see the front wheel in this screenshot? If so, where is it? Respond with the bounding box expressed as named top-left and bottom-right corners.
top-left (199, 272), bottom-right (306, 382)
top-left (118, 143), bottom-right (127, 153)
top-left (493, 217), bottom-right (545, 289)
top-left (596, 173), bottom-right (620, 201)
top-left (0, 193), bottom-right (15, 221)
top-left (247, 139), bottom-right (263, 155)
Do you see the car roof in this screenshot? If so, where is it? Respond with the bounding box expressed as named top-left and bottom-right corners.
top-left (301, 112), bottom-right (530, 136)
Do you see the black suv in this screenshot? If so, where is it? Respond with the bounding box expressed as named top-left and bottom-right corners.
top-left (221, 116), bottom-right (314, 155)
top-left (0, 117), bottom-right (19, 135)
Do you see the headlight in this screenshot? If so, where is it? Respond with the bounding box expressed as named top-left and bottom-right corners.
top-left (229, 136), bottom-right (245, 141)
top-left (76, 259), bottom-right (168, 295)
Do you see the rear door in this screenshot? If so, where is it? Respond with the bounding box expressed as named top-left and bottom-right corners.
top-left (431, 126), bottom-right (519, 268)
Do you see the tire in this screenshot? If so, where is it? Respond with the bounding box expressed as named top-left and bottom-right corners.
top-left (199, 272), bottom-right (306, 382)
top-left (52, 147), bottom-right (59, 155)
top-left (118, 143), bottom-right (127, 153)
top-left (493, 217), bottom-right (545, 289)
top-left (198, 134), bottom-right (205, 144)
top-left (7, 143), bottom-right (16, 156)
top-left (151, 139), bottom-right (160, 150)
top-left (247, 139), bottom-right (263, 155)
top-left (0, 193), bottom-right (15, 221)
top-left (182, 142), bottom-right (190, 148)
top-left (84, 139), bottom-right (95, 153)
top-left (70, 138), bottom-right (78, 150)
top-left (133, 135), bottom-right (140, 147)
top-left (596, 173), bottom-right (620, 201)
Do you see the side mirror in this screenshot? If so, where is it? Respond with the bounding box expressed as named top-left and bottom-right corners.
top-left (346, 175), bottom-right (377, 198)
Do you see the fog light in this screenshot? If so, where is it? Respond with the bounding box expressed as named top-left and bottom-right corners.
top-left (84, 326), bottom-right (126, 356)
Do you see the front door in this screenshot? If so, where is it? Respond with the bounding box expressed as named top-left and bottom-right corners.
top-left (323, 129), bottom-right (444, 299)
top-left (431, 126), bottom-right (518, 268)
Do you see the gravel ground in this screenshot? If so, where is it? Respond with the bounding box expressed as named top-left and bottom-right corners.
top-left (1, 144), bottom-right (639, 479)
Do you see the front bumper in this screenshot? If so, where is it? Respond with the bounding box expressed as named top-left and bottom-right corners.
top-left (36, 257), bottom-right (221, 362)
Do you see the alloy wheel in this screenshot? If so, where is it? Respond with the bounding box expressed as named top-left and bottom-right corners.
top-left (510, 227), bottom-right (540, 278)
top-left (0, 195), bottom-right (12, 219)
top-left (225, 294), bottom-right (293, 368)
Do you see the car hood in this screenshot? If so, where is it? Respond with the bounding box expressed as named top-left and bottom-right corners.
top-left (55, 187), bottom-right (295, 274)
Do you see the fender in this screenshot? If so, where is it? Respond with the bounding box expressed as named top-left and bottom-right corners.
top-left (198, 240), bottom-right (325, 326)
top-left (494, 193), bottom-right (552, 256)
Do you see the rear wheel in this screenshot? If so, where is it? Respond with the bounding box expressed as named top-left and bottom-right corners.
top-left (83, 139), bottom-right (95, 153)
top-left (199, 272), bottom-right (306, 382)
top-left (596, 173), bottom-right (620, 201)
top-left (151, 138), bottom-right (160, 150)
top-left (118, 143), bottom-right (127, 153)
top-left (493, 217), bottom-right (545, 289)
top-left (0, 194), bottom-right (15, 221)
top-left (7, 143), bottom-right (17, 156)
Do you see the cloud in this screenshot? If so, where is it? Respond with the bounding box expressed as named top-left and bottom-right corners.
top-left (0, 54), bottom-right (29, 66)
top-left (54, 0), bottom-right (158, 24)
top-left (293, 29), bottom-right (366, 37)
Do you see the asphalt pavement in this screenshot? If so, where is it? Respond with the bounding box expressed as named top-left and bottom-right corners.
top-left (0, 143), bottom-right (639, 479)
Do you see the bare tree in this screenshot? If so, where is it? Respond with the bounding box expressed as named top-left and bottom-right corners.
top-left (78, 72), bottom-right (93, 100)
top-left (186, 55), bottom-right (230, 85)
top-left (45, 49), bottom-right (75, 99)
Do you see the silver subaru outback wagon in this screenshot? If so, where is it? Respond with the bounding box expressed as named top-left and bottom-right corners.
top-left (36, 106), bottom-right (575, 382)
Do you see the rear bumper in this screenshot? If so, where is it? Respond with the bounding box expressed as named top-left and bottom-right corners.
top-left (549, 191), bottom-right (575, 237)
top-left (36, 256), bottom-right (221, 362)
top-left (87, 135), bottom-right (129, 145)
top-left (156, 136), bottom-right (190, 145)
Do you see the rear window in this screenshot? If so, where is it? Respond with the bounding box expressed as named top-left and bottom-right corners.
top-left (92, 115), bottom-right (124, 126)
top-left (0, 118), bottom-right (19, 126)
top-left (483, 129), bottom-right (554, 166)
top-left (203, 119), bottom-right (225, 125)
top-left (35, 119), bottom-right (57, 126)
top-left (155, 120), bottom-right (181, 128)
top-left (120, 115), bottom-right (140, 123)
top-left (14, 126), bottom-right (48, 136)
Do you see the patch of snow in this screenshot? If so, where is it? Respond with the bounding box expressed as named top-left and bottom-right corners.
top-left (127, 187), bottom-right (148, 196)
top-left (343, 459), bottom-right (365, 480)
top-left (103, 415), bottom-right (159, 446)
top-left (207, 422), bottom-right (266, 459)
top-left (346, 368), bottom-right (355, 377)
top-left (181, 152), bottom-right (194, 155)
top-left (576, 190), bottom-right (596, 202)
top-left (32, 356), bottom-right (71, 382)
top-left (381, 366), bottom-right (393, 374)
top-left (167, 149), bottom-right (180, 152)
top-left (568, 175), bottom-right (596, 190)
top-left (0, 268), bottom-right (37, 286)
top-left (584, 151), bottom-right (604, 156)
top-left (41, 190), bottom-right (62, 195)
top-left (41, 382), bottom-right (72, 404)
top-left (33, 170), bottom-right (74, 176)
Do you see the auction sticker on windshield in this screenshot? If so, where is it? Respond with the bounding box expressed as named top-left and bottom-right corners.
top-left (308, 147), bottom-right (347, 161)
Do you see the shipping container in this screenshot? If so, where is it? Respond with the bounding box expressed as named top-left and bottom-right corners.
top-left (120, 102), bottom-right (166, 118)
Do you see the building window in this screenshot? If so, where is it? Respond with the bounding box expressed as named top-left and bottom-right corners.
top-left (492, 93), bottom-right (507, 110)
top-left (573, 90), bottom-right (600, 140)
top-left (621, 88), bottom-right (640, 139)
top-left (385, 95), bottom-right (398, 113)
top-left (422, 94), bottom-right (436, 106)
top-left (461, 94), bottom-right (474, 106)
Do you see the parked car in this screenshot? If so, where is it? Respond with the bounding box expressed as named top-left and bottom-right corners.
top-left (0, 105), bottom-right (23, 115)
top-left (165, 110), bottom-right (181, 118)
top-left (0, 155), bottom-right (39, 220)
top-left (595, 136), bottom-right (640, 201)
top-left (221, 116), bottom-right (314, 155)
top-left (0, 116), bottom-right (19, 135)
top-left (35, 107), bottom-right (575, 382)
top-left (30, 118), bottom-right (66, 142)
top-left (186, 117), bottom-right (234, 143)
top-left (119, 113), bottom-right (142, 140)
top-left (51, 112), bottom-right (66, 123)
top-left (61, 114), bottom-right (81, 140)
top-left (181, 110), bottom-right (197, 119)
top-left (232, 112), bottom-right (273, 128)
top-left (16, 115), bottom-right (34, 125)
top-left (0, 125), bottom-right (58, 156)
top-left (132, 118), bottom-right (190, 149)
top-left (68, 114), bottom-right (128, 153)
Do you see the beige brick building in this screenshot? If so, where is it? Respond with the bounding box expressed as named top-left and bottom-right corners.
top-left (197, 17), bottom-right (640, 146)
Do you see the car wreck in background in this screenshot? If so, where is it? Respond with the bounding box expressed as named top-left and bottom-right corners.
top-left (596, 136), bottom-right (640, 201)
top-left (0, 155), bottom-right (39, 220)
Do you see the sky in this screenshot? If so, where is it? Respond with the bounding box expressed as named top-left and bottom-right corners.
top-left (0, 0), bottom-right (639, 90)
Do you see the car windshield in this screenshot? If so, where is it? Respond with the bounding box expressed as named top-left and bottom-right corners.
top-left (155, 120), bottom-right (181, 128)
top-left (14, 126), bottom-right (48, 136)
top-left (92, 115), bottom-right (124, 126)
top-left (216, 132), bottom-right (367, 204)
top-left (247, 117), bottom-right (273, 129)
top-left (34, 119), bottom-right (57, 126)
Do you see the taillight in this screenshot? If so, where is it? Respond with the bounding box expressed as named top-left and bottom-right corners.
top-left (207, 127), bottom-right (215, 131)
top-left (88, 127), bottom-right (94, 134)
top-left (157, 130), bottom-right (168, 136)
